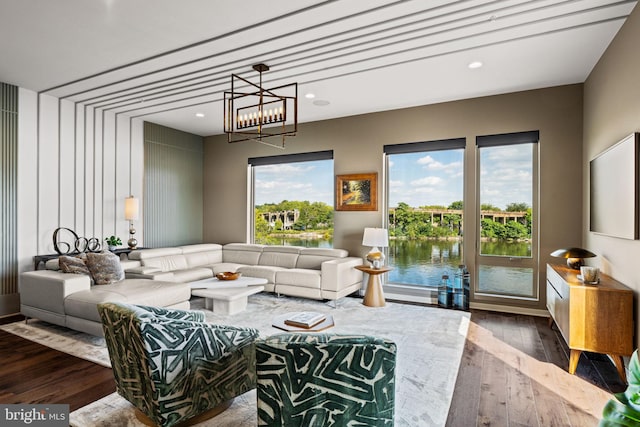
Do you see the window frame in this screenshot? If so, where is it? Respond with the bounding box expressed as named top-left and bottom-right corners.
top-left (247, 150), bottom-right (334, 244)
top-left (474, 131), bottom-right (540, 302)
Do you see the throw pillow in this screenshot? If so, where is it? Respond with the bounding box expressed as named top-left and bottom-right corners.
top-left (86, 251), bottom-right (125, 285)
top-left (59, 255), bottom-right (90, 275)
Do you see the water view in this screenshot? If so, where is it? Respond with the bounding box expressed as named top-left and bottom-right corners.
top-left (275, 237), bottom-right (534, 297)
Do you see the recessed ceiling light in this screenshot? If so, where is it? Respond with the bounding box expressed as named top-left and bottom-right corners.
top-left (195, 113), bottom-right (205, 118)
top-left (305, 93), bottom-right (316, 99)
top-left (468, 61), bottom-right (483, 69)
top-left (313, 99), bottom-right (330, 106)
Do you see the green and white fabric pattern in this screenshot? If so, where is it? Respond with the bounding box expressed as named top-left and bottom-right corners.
top-left (98, 302), bottom-right (260, 427)
top-left (256, 333), bottom-right (397, 426)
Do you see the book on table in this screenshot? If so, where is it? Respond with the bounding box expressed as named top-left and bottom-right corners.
top-left (284, 312), bottom-right (327, 328)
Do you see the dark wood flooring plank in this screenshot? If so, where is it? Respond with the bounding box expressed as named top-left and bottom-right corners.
top-left (0, 329), bottom-right (115, 411)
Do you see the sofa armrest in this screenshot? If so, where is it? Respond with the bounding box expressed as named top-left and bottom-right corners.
top-left (124, 267), bottom-right (175, 281)
top-left (20, 270), bottom-right (92, 315)
top-left (320, 257), bottom-right (364, 292)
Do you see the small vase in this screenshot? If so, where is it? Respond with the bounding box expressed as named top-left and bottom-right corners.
top-left (108, 245), bottom-right (116, 251)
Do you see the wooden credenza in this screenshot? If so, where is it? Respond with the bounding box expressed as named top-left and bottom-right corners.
top-left (546, 263), bottom-right (634, 382)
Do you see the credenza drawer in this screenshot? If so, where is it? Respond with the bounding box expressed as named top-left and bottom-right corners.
top-left (546, 264), bottom-right (568, 299)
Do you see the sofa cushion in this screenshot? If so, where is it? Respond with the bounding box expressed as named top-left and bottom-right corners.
top-left (64, 279), bottom-right (190, 323)
top-left (170, 268), bottom-right (214, 283)
top-left (177, 243), bottom-right (223, 254)
top-left (276, 269), bottom-right (322, 289)
top-left (223, 243), bottom-right (263, 265)
top-left (184, 251), bottom-right (222, 268)
top-left (238, 265), bottom-right (287, 284)
top-left (142, 254), bottom-right (188, 272)
top-left (259, 246), bottom-right (300, 268)
top-left (296, 248), bottom-right (347, 270)
top-left (59, 255), bottom-right (90, 275)
top-left (86, 252), bottom-right (125, 285)
top-left (128, 247), bottom-right (182, 261)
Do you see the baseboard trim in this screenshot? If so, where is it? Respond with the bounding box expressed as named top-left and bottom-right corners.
top-left (385, 292), bottom-right (435, 305)
top-left (470, 301), bottom-right (549, 317)
top-left (0, 294), bottom-right (20, 317)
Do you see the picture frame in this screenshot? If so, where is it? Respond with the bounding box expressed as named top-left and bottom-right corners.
top-left (335, 173), bottom-right (377, 211)
top-left (589, 132), bottom-right (640, 240)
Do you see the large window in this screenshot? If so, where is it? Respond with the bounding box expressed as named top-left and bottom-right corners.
top-left (476, 131), bottom-right (539, 300)
top-left (384, 139), bottom-right (465, 288)
top-left (249, 151), bottom-right (334, 247)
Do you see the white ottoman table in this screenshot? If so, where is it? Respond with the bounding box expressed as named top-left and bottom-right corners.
top-left (191, 285), bottom-right (264, 315)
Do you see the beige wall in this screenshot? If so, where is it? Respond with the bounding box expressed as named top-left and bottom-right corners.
top-left (584, 4), bottom-right (640, 345)
top-left (204, 84), bottom-right (584, 312)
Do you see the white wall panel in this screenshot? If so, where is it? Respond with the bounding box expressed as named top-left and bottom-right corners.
top-left (17, 88), bottom-right (38, 274)
top-left (74, 104), bottom-right (85, 233)
top-left (92, 110), bottom-right (103, 241)
top-left (38, 94), bottom-right (60, 254)
top-left (131, 118), bottom-right (145, 244)
top-left (59, 99), bottom-right (76, 230)
top-left (102, 111), bottom-right (116, 239)
top-left (84, 106), bottom-right (95, 240)
top-left (115, 115), bottom-right (132, 243)
top-left (16, 89), bottom-right (144, 270)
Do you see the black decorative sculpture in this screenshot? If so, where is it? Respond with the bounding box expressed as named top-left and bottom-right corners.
top-left (53, 227), bottom-right (101, 255)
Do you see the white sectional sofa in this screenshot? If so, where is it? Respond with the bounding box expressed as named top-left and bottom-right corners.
top-left (127, 243), bottom-right (364, 301)
top-left (20, 258), bottom-right (191, 336)
top-left (19, 242), bottom-right (364, 336)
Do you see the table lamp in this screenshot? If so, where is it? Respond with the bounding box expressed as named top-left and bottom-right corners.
top-left (124, 196), bottom-right (139, 249)
top-left (550, 247), bottom-right (596, 270)
top-left (362, 227), bottom-right (388, 269)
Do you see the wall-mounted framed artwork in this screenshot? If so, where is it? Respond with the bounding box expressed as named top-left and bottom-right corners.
top-left (590, 132), bottom-right (640, 240)
top-left (335, 173), bottom-right (377, 211)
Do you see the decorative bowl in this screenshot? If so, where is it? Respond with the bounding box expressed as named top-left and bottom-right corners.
top-left (216, 271), bottom-right (241, 281)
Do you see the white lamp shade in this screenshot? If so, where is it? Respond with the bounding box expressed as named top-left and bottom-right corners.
top-left (124, 196), bottom-right (139, 221)
top-left (362, 227), bottom-right (388, 247)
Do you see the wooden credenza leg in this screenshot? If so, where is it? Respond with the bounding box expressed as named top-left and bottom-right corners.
top-left (569, 349), bottom-right (581, 374)
top-left (610, 354), bottom-right (627, 383)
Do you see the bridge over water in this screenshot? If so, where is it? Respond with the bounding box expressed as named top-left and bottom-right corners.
top-left (261, 209), bottom-right (300, 230)
top-left (389, 208), bottom-right (527, 225)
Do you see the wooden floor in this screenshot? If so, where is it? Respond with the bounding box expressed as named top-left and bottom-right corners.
top-left (0, 310), bottom-right (625, 425)
top-left (446, 310), bottom-right (625, 427)
top-left (0, 316), bottom-right (115, 412)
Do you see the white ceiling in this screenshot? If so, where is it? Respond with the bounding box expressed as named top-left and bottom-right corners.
top-left (1, 0), bottom-right (636, 137)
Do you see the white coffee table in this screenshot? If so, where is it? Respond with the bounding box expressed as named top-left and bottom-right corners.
top-left (191, 286), bottom-right (265, 315)
top-left (189, 276), bottom-right (268, 289)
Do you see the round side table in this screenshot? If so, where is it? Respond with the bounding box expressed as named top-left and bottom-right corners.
top-left (354, 265), bottom-right (392, 307)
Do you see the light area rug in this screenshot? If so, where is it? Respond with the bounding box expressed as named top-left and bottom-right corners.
top-left (2, 294), bottom-right (470, 427)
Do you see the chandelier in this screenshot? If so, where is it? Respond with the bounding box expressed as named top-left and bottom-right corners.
top-left (224, 64), bottom-right (297, 149)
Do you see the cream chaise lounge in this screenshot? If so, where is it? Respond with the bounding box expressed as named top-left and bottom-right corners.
top-left (20, 253), bottom-right (190, 336)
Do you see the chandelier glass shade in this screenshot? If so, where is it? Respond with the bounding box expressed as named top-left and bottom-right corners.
top-left (224, 64), bottom-right (297, 149)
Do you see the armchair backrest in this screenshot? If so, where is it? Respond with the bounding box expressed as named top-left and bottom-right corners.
top-left (256, 333), bottom-right (397, 427)
top-left (98, 302), bottom-right (259, 427)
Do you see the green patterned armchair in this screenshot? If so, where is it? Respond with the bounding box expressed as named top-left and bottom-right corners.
top-left (98, 302), bottom-right (259, 427)
top-left (256, 333), bottom-right (397, 426)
